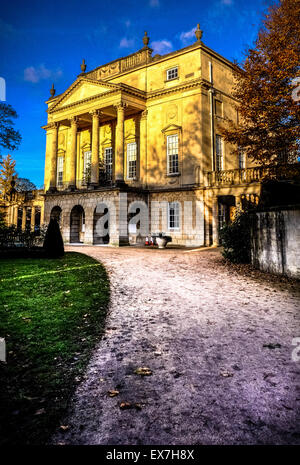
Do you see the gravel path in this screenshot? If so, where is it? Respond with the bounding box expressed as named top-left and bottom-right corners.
top-left (53, 246), bottom-right (300, 445)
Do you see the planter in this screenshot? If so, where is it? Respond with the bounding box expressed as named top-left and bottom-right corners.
top-left (156, 237), bottom-right (168, 249)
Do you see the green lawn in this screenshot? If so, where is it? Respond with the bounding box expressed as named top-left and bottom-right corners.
top-left (0, 252), bottom-right (110, 445)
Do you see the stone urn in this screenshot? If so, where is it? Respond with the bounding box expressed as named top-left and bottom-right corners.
top-left (156, 236), bottom-right (168, 249)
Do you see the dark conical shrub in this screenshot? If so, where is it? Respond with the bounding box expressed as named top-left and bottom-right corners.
top-left (43, 218), bottom-right (64, 258)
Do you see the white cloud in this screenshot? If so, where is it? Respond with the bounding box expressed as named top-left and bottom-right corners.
top-left (179, 27), bottom-right (196, 45)
top-left (221, 0), bottom-right (233, 5)
top-left (119, 37), bottom-right (135, 48)
top-left (152, 40), bottom-right (173, 55)
top-left (24, 64), bottom-right (62, 83)
top-left (125, 20), bottom-right (131, 28)
top-left (149, 0), bottom-right (160, 7)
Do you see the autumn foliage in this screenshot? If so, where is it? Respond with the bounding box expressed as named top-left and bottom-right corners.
top-left (221, 0), bottom-right (300, 165)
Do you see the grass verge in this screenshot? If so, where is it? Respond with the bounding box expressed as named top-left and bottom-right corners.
top-left (0, 252), bottom-right (110, 445)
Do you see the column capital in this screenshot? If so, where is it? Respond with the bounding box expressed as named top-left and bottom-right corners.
top-left (70, 116), bottom-right (79, 126)
top-left (90, 109), bottom-right (102, 118)
top-left (141, 109), bottom-right (148, 120)
top-left (44, 121), bottom-right (59, 131)
top-left (114, 102), bottom-right (127, 112)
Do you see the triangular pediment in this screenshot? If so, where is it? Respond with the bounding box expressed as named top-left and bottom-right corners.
top-left (49, 78), bottom-right (121, 112)
top-left (161, 124), bottom-right (182, 133)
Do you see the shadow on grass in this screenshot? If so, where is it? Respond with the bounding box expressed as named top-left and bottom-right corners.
top-left (0, 252), bottom-right (110, 445)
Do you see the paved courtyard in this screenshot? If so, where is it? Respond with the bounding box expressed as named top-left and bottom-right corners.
top-left (53, 246), bottom-right (300, 445)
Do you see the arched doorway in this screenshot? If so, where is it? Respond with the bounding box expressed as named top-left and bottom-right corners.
top-left (50, 206), bottom-right (62, 224)
top-left (70, 205), bottom-right (85, 243)
top-left (93, 204), bottom-right (109, 244)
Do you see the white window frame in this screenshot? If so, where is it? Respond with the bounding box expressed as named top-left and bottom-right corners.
top-left (167, 134), bottom-right (179, 175)
top-left (168, 201), bottom-right (180, 230)
top-left (83, 150), bottom-right (91, 172)
top-left (56, 156), bottom-right (64, 187)
top-left (216, 135), bottom-right (224, 171)
top-left (166, 67), bottom-right (178, 81)
top-left (127, 142), bottom-right (137, 179)
top-left (104, 147), bottom-right (113, 180)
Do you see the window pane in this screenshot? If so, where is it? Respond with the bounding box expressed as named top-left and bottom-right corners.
top-left (216, 135), bottom-right (223, 171)
top-left (83, 150), bottom-right (91, 172)
top-left (238, 149), bottom-right (245, 169)
top-left (127, 143), bottom-right (137, 178)
top-left (168, 202), bottom-right (180, 229)
top-left (104, 147), bottom-right (113, 180)
top-left (167, 67), bottom-right (178, 80)
top-left (167, 135), bottom-right (179, 174)
top-left (57, 156), bottom-right (64, 186)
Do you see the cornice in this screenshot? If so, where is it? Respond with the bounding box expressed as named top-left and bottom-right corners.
top-left (148, 78), bottom-right (205, 100)
top-left (46, 77), bottom-right (237, 118)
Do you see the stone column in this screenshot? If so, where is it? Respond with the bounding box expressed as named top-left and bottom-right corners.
top-left (68, 116), bottom-right (78, 189)
top-left (114, 103), bottom-right (126, 183)
top-left (22, 207), bottom-right (26, 230)
top-left (49, 122), bottom-right (59, 191)
top-left (139, 110), bottom-right (147, 186)
top-left (90, 110), bottom-right (101, 186)
top-left (11, 205), bottom-right (17, 227)
top-left (30, 206), bottom-right (36, 231)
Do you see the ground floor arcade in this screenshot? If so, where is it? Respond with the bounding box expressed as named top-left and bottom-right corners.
top-left (44, 184), bottom-right (261, 247)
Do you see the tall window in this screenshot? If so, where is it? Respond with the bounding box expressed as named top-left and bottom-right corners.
top-left (238, 149), bottom-right (246, 169)
top-left (167, 67), bottom-right (178, 81)
top-left (167, 134), bottom-right (179, 174)
top-left (216, 135), bottom-right (223, 171)
top-left (104, 147), bottom-right (113, 181)
top-left (83, 150), bottom-right (92, 181)
top-left (168, 202), bottom-right (180, 230)
top-left (57, 156), bottom-right (64, 187)
top-left (127, 142), bottom-right (137, 179)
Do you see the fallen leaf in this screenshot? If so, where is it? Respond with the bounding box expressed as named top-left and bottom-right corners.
top-left (119, 401), bottom-right (142, 410)
top-left (120, 402), bottom-right (132, 409)
top-left (59, 425), bottom-right (70, 431)
top-left (107, 390), bottom-right (119, 397)
top-left (135, 367), bottom-right (152, 376)
top-left (220, 371), bottom-right (233, 378)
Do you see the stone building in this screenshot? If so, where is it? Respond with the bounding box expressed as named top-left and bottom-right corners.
top-left (1, 187), bottom-right (44, 233)
top-left (42, 26), bottom-right (266, 246)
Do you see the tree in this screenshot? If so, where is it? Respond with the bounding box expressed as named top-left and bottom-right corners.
top-left (16, 177), bottom-right (36, 192)
top-left (221, 0), bottom-right (300, 165)
top-left (0, 154), bottom-right (16, 200)
top-left (0, 103), bottom-right (22, 154)
top-left (43, 218), bottom-right (64, 258)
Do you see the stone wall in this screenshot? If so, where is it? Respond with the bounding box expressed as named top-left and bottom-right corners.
top-left (149, 190), bottom-right (205, 246)
top-left (44, 188), bottom-right (207, 247)
top-left (251, 208), bottom-right (300, 279)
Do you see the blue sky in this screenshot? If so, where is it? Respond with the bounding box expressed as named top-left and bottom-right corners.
top-left (0, 0), bottom-right (272, 187)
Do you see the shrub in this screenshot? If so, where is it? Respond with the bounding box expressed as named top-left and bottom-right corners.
top-left (219, 210), bottom-right (253, 263)
top-left (43, 218), bottom-right (64, 258)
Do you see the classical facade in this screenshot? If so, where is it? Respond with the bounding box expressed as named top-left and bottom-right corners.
top-left (1, 186), bottom-right (44, 233)
top-left (42, 26), bottom-right (264, 246)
